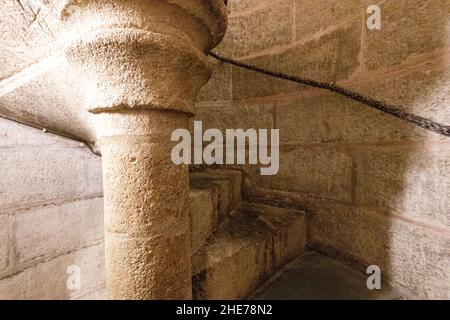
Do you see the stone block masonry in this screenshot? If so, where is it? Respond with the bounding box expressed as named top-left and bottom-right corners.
top-left (197, 0), bottom-right (450, 299)
top-left (0, 0), bottom-right (449, 300)
top-left (0, 118), bottom-right (105, 299)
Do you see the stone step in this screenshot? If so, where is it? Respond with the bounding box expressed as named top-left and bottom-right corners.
top-left (192, 202), bottom-right (307, 300)
top-left (189, 170), bottom-right (242, 254)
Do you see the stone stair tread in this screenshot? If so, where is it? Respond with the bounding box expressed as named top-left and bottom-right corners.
top-left (188, 170), bottom-right (242, 254)
top-left (190, 170), bottom-right (242, 214)
top-left (192, 202), bottom-right (306, 300)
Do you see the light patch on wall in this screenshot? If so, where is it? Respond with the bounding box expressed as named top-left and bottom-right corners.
top-left (0, 53), bottom-right (65, 98)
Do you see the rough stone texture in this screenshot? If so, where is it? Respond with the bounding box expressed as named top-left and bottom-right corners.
top-left (233, 68), bottom-right (302, 100)
top-left (0, 0), bottom-right (228, 144)
top-left (0, 118), bottom-right (105, 298)
top-left (60, 0), bottom-right (228, 300)
top-left (251, 146), bottom-right (353, 203)
top-left (196, 0), bottom-right (450, 299)
top-left (0, 148), bottom-right (84, 209)
top-left (1, 0), bottom-right (449, 301)
top-left (189, 170), bottom-right (242, 253)
top-left (309, 202), bottom-right (450, 299)
top-left (0, 215), bottom-right (9, 273)
top-left (349, 59), bottom-right (450, 126)
top-left (228, 0), bottom-right (273, 14)
top-left (216, 0), bottom-right (294, 58)
top-left (232, 20), bottom-right (361, 99)
top-left (0, 62), bottom-right (94, 144)
top-left (192, 203), bottom-right (306, 300)
top-left (0, 0), bottom-right (63, 80)
top-left (60, 0), bottom-right (227, 52)
top-left (14, 198), bottom-right (104, 265)
top-left (190, 170), bottom-right (242, 222)
top-left (96, 111), bottom-right (192, 300)
top-left (66, 28), bottom-right (212, 115)
top-left (365, 0), bottom-right (450, 71)
top-left (277, 61), bottom-right (450, 145)
top-left (0, 119), bottom-right (82, 148)
top-left (189, 189), bottom-right (218, 254)
top-left (295, 0), bottom-right (362, 40)
top-left (197, 58), bottom-right (232, 102)
top-left (0, 244), bottom-right (105, 300)
top-left (82, 154), bottom-right (103, 195)
top-left (355, 144), bottom-right (450, 227)
top-left (194, 101), bottom-right (274, 131)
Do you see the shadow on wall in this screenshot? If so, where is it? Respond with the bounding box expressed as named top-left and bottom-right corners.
top-left (309, 1), bottom-right (450, 299)
top-left (196, 0), bottom-right (450, 299)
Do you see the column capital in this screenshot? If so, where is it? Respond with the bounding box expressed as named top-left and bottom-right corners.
top-left (63, 0), bottom-right (227, 115)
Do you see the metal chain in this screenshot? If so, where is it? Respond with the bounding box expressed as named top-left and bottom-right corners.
top-left (209, 51), bottom-right (450, 137)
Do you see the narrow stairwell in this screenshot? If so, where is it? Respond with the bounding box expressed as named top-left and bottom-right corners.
top-left (189, 170), bottom-right (307, 300)
top-left (188, 170), bottom-right (399, 300)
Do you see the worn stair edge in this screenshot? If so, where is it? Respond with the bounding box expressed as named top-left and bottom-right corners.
top-left (189, 170), bottom-right (243, 254)
top-left (192, 202), bottom-right (307, 300)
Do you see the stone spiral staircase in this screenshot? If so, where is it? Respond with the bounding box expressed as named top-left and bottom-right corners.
top-left (188, 170), bottom-right (306, 299)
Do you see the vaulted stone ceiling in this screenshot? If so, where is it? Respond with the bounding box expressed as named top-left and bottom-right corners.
top-left (0, 0), bottom-right (227, 148)
top-left (0, 0), bottom-right (92, 143)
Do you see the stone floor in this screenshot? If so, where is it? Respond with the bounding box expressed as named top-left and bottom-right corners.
top-left (252, 252), bottom-right (400, 300)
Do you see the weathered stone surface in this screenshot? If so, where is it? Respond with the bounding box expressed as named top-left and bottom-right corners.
top-left (0, 244), bottom-right (105, 300)
top-left (350, 59), bottom-right (450, 126)
top-left (0, 0), bottom-right (228, 147)
top-left (0, 119), bottom-right (82, 148)
top-left (57, 0), bottom-right (228, 300)
top-left (0, 148), bottom-right (85, 209)
top-left (217, 0), bottom-right (294, 57)
top-left (252, 146), bottom-right (353, 203)
top-left (189, 188), bottom-right (218, 254)
top-left (105, 231), bottom-right (191, 300)
top-left (192, 203), bottom-right (306, 300)
top-left (365, 0), bottom-right (450, 70)
top-left (0, 214), bottom-right (9, 273)
top-left (276, 89), bottom-right (449, 146)
top-left (232, 21), bottom-right (361, 99)
top-left (355, 144), bottom-right (450, 227)
top-left (194, 101), bottom-right (273, 131)
top-left (97, 111), bottom-right (192, 299)
top-left (295, 0), bottom-right (362, 40)
top-left (197, 59), bottom-right (232, 102)
top-left (189, 170), bottom-right (243, 254)
top-left (233, 67), bottom-right (302, 100)
top-left (14, 198), bottom-right (104, 265)
top-left (0, 0), bottom-right (62, 80)
top-left (229, 0), bottom-right (273, 14)
top-left (0, 62), bottom-right (94, 143)
top-left (276, 94), bottom-right (405, 145)
top-left (309, 202), bottom-right (450, 299)
top-left (190, 170), bottom-right (242, 222)
top-left (81, 154), bottom-right (103, 196)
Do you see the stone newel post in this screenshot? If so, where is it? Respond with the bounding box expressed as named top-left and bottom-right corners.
top-left (62, 1), bottom-right (227, 299)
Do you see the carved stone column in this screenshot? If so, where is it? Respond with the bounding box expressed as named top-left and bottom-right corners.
top-left (62, 0), bottom-right (227, 299)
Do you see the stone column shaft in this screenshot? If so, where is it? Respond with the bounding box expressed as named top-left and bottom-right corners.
top-left (62, 0), bottom-right (227, 300)
top-left (97, 110), bottom-right (191, 299)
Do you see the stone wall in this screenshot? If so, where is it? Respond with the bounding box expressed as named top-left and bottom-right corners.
top-left (196, 0), bottom-right (450, 299)
top-left (0, 118), bottom-right (105, 299)
top-left (0, 0), bottom-right (449, 300)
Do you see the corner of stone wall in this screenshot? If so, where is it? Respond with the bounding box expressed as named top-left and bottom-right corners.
top-left (196, 0), bottom-right (450, 299)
